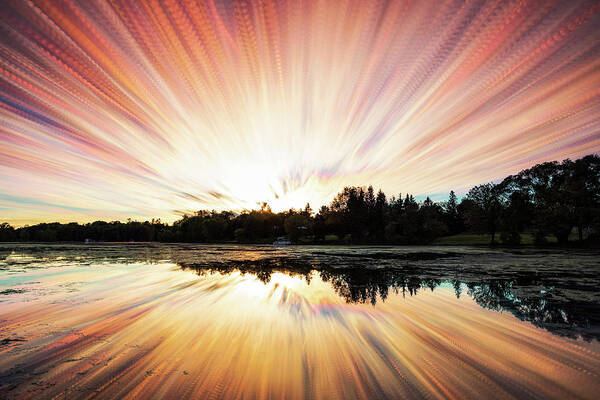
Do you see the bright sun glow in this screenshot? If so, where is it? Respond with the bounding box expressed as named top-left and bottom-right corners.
top-left (1, 0), bottom-right (599, 224)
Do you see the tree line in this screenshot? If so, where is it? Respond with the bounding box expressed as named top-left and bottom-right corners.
top-left (1, 154), bottom-right (599, 245)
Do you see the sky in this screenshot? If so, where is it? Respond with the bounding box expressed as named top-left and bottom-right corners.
top-left (1, 0), bottom-right (599, 226)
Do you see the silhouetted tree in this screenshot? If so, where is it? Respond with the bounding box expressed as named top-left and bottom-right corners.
top-left (373, 190), bottom-right (387, 241)
top-left (513, 161), bottom-right (570, 243)
top-left (284, 211), bottom-right (310, 242)
top-left (465, 183), bottom-right (502, 244)
top-left (313, 206), bottom-right (328, 242)
top-left (0, 222), bottom-right (16, 241)
top-left (443, 190), bottom-right (462, 234)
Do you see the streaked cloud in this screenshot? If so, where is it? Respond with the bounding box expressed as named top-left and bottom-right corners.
top-left (1, 0), bottom-right (599, 224)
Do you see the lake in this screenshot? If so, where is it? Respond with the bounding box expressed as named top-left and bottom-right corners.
top-left (0, 243), bottom-right (599, 399)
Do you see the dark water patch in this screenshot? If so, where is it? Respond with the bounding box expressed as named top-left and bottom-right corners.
top-left (0, 288), bottom-right (25, 295)
top-left (311, 251), bottom-right (462, 261)
top-left (0, 337), bottom-right (26, 347)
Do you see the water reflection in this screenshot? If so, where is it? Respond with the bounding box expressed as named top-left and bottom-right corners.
top-left (177, 257), bottom-right (600, 341)
top-left (0, 244), bottom-right (599, 399)
top-left (2, 244), bottom-right (599, 341)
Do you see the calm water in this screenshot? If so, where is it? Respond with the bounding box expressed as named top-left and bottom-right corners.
top-left (0, 244), bottom-right (599, 399)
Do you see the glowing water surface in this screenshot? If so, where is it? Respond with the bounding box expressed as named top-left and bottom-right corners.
top-left (0, 244), bottom-right (599, 399)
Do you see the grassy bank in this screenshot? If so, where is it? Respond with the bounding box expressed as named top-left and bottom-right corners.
top-left (432, 233), bottom-right (580, 246)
